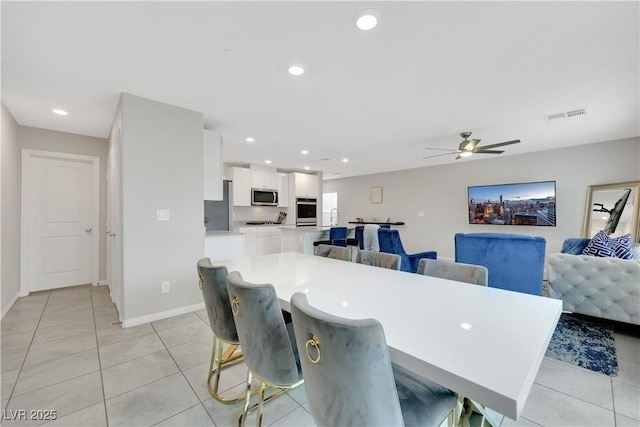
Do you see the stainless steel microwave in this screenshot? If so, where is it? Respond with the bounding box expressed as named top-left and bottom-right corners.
top-left (251, 188), bottom-right (278, 206)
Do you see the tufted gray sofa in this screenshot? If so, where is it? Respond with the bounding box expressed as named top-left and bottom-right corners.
top-left (547, 238), bottom-right (640, 325)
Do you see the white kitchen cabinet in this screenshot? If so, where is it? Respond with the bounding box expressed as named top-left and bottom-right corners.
top-left (251, 169), bottom-right (278, 190)
top-left (257, 228), bottom-right (282, 255)
top-left (243, 233), bottom-right (258, 257)
top-left (278, 173), bottom-right (289, 207)
top-left (203, 130), bottom-right (223, 200)
top-left (239, 226), bottom-right (282, 256)
top-left (293, 172), bottom-right (318, 198)
top-left (204, 234), bottom-right (244, 261)
top-left (229, 167), bottom-right (251, 206)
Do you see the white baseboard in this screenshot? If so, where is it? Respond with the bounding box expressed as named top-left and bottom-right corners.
top-left (121, 302), bottom-right (206, 328)
top-left (1, 293), bottom-right (21, 320)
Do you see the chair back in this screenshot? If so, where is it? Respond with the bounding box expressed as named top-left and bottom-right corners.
top-left (329, 227), bottom-right (348, 247)
top-left (290, 293), bottom-right (404, 426)
top-left (196, 258), bottom-right (238, 342)
top-left (355, 226), bottom-right (364, 249)
top-left (454, 232), bottom-right (546, 295)
top-left (357, 250), bottom-right (401, 270)
top-left (226, 272), bottom-right (302, 387)
top-left (417, 258), bottom-right (488, 286)
top-left (314, 244), bottom-right (351, 261)
top-left (378, 228), bottom-right (414, 271)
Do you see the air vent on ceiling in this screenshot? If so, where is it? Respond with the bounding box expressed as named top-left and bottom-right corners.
top-left (566, 108), bottom-right (587, 118)
top-left (545, 112), bottom-right (566, 122)
top-left (545, 108), bottom-right (588, 122)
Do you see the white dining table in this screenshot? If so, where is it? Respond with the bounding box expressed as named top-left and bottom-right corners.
top-left (216, 251), bottom-right (562, 421)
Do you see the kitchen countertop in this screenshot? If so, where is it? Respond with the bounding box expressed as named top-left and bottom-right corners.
top-left (205, 230), bottom-right (243, 237)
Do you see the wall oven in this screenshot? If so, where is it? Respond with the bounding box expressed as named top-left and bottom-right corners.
top-left (251, 188), bottom-right (278, 206)
top-left (296, 198), bottom-right (317, 226)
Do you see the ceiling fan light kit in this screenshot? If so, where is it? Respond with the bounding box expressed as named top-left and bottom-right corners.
top-left (423, 132), bottom-right (521, 160)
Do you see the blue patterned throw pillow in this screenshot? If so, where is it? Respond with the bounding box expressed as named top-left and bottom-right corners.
top-left (582, 230), bottom-right (634, 259)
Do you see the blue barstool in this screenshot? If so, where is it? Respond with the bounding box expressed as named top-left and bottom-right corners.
top-left (314, 227), bottom-right (348, 247)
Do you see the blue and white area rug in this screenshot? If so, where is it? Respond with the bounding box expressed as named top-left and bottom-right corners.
top-left (545, 314), bottom-right (618, 376)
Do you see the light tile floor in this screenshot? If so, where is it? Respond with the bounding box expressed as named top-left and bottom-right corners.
top-left (1, 284), bottom-right (638, 426)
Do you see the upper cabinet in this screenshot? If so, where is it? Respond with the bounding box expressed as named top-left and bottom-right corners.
top-left (292, 172), bottom-right (318, 198)
top-left (278, 173), bottom-right (289, 207)
top-left (229, 167), bottom-right (251, 206)
top-left (203, 130), bottom-right (223, 200)
top-left (251, 169), bottom-right (278, 190)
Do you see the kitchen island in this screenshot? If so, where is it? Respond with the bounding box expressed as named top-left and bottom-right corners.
top-left (204, 231), bottom-right (245, 261)
top-left (280, 225), bottom-right (355, 254)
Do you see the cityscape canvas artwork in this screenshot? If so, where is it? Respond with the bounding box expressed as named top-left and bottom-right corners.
top-left (468, 181), bottom-right (556, 226)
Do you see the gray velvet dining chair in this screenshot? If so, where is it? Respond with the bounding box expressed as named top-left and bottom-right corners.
top-left (416, 258), bottom-right (494, 425)
top-left (356, 250), bottom-right (402, 270)
top-left (290, 292), bottom-right (458, 427)
top-left (226, 272), bottom-right (304, 427)
top-left (196, 258), bottom-right (249, 403)
top-left (314, 243), bottom-right (351, 261)
top-left (417, 258), bottom-right (488, 286)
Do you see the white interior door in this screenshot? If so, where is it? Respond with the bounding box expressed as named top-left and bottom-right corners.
top-left (106, 128), bottom-right (123, 315)
top-left (21, 150), bottom-right (99, 293)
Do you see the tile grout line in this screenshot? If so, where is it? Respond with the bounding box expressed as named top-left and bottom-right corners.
top-left (4, 290), bottom-right (52, 414)
top-left (531, 382), bottom-right (618, 417)
top-left (90, 286), bottom-right (111, 427)
top-left (148, 318), bottom-right (218, 426)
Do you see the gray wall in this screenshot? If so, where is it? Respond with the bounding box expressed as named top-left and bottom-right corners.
top-left (1, 103), bottom-right (21, 317)
top-left (18, 126), bottom-right (109, 281)
top-left (324, 137), bottom-right (640, 259)
top-left (119, 94), bottom-right (204, 321)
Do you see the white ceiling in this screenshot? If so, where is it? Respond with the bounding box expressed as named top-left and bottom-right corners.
top-left (2, 1), bottom-right (638, 179)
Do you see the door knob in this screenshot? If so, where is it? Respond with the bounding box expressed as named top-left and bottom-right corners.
top-left (85, 228), bottom-right (92, 233)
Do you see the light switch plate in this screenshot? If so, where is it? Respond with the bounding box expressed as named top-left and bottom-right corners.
top-left (157, 209), bottom-right (170, 221)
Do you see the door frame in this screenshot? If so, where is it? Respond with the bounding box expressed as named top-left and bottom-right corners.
top-left (20, 149), bottom-right (100, 296)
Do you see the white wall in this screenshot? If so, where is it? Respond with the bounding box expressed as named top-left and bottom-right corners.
top-left (1, 103), bottom-right (21, 317)
top-left (119, 94), bottom-right (204, 322)
top-left (18, 126), bottom-right (109, 281)
top-left (324, 137), bottom-right (640, 259)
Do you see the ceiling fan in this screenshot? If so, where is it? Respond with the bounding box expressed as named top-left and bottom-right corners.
top-left (423, 132), bottom-right (521, 160)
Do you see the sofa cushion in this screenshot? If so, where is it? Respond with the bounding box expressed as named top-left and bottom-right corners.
top-left (582, 231), bottom-right (634, 260)
top-left (561, 238), bottom-right (591, 255)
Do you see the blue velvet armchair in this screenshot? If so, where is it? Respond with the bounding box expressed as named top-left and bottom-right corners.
top-left (314, 227), bottom-right (348, 247)
top-left (378, 228), bottom-right (437, 273)
top-left (454, 232), bottom-right (546, 295)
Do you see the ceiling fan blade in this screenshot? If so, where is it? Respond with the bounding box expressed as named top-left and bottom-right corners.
top-left (424, 147), bottom-right (460, 152)
top-left (476, 139), bottom-right (520, 150)
top-left (472, 149), bottom-right (504, 154)
top-left (459, 139), bottom-right (481, 151)
top-left (423, 152), bottom-right (458, 159)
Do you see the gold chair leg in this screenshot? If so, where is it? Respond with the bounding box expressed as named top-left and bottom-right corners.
top-left (207, 337), bottom-right (248, 403)
top-left (239, 370), bottom-right (253, 427)
top-left (256, 383), bottom-right (267, 427)
top-left (237, 379), bottom-right (304, 427)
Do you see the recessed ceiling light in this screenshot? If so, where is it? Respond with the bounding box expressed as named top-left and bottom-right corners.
top-left (245, 137), bottom-right (255, 143)
top-left (304, 166), bottom-right (310, 170)
top-left (342, 158), bottom-right (349, 163)
top-left (52, 109), bottom-right (68, 116)
top-left (356, 10), bottom-right (380, 31)
top-left (301, 150), bottom-right (309, 155)
top-left (265, 160), bottom-right (272, 164)
top-left (288, 65), bottom-right (305, 76)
